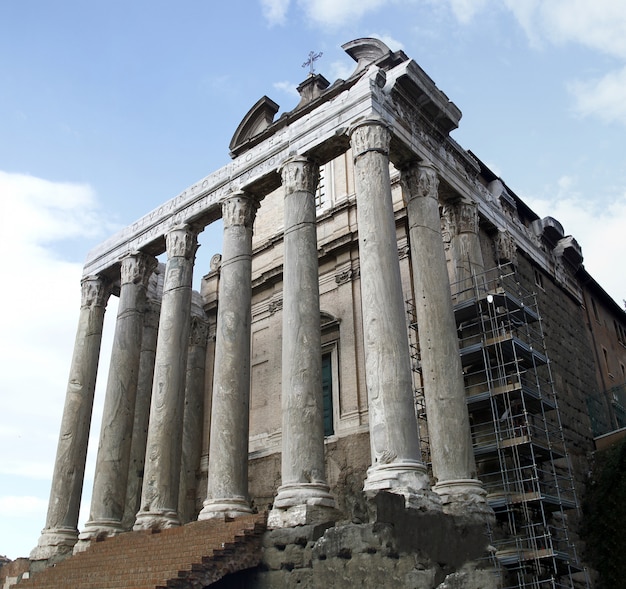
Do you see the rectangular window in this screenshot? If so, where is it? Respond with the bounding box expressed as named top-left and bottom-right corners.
top-left (591, 298), bottom-right (600, 322)
top-left (322, 352), bottom-right (334, 436)
top-left (534, 268), bottom-right (544, 290)
top-left (315, 166), bottom-right (325, 210)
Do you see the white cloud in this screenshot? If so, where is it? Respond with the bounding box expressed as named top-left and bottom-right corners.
top-left (446, 0), bottom-right (490, 24)
top-left (298, 0), bottom-right (390, 28)
top-left (0, 171), bottom-right (117, 558)
top-left (329, 60), bottom-right (356, 82)
top-left (261, 0), bottom-right (291, 25)
top-left (368, 32), bottom-right (404, 51)
top-left (524, 179), bottom-right (626, 306)
top-left (569, 65), bottom-right (626, 125)
top-left (273, 80), bottom-right (300, 97)
top-left (0, 496), bottom-right (48, 517)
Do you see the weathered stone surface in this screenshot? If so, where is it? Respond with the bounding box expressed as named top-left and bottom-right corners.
top-left (78, 253), bottom-right (157, 546)
top-left (350, 119), bottom-right (429, 496)
top-left (31, 276), bottom-right (111, 561)
top-left (200, 193), bottom-right (258, 519)
top-left (178, 293), bottom-right (209, 523)
top-left (402, 164), bottom-right (488, 517)
top-left (134, 225), bottom-right (198, 530)
top-left (270, 156), bottom-right (337, 524)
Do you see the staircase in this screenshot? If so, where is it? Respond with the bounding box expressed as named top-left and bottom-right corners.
top-left (17, 513), bottom-right (266, 589)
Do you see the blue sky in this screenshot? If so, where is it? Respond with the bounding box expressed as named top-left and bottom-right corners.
top-left (1, 0), bottom-right (626, 560)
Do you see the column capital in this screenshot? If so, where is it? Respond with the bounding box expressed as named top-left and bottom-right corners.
top-left (120, 252), bottom-right (158, 287)
top-left (280, 156), bottom-right (319, 195)
top-left (189, 315), bottom-right (210, 348)
top-left (165, 224), bottom-right (199, 259)
top-left (80, 276), bottom-right (111, 310)
top-left (349, 118), bottom-right (390, 159)
top-left (401, 162), bottom-right (439, 202)
top-left (221, 191), bottom-right (259, 229)
top-left (443, 200), bottom-right (480, 235)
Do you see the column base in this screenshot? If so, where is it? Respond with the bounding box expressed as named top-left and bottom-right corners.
top-left (364, 461), bottom-right (441, 512)
top-left (363, 459), bottom-right (430, 494)
top-left (198, 497), bottom-right (253, 520)
top-left (268, 482), bottom-right (339, 528)
top-left (132, 509), bottom-right (180, 531)
top-left (73, 519), bottom-right (125, 553)
top-left (433, 479), bottom-right (494, 521)
top-left (30, 527), bottom-right (78, 562)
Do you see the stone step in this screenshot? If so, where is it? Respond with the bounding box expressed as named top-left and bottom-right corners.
top-left (16, 513), bottom-right (266, 589)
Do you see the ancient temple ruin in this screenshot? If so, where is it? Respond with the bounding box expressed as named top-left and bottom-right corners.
top-left (16, 37), bottom-right (613, 588)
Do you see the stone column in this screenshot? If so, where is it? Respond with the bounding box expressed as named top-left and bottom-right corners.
top-left (268, 157), bottom-right (337, 528)
top-left (443, 200), bottom-right (485, 300)
top-left (178, 296), bottom-right (209, 524)
top-left (134, 225), bottom-right (198, 530)
top-left (77, 252), bottom-right (157, 545)
top-left (122, 296), bottom-right (161, 529)
top-left (349, 120), bottom-right (432, 502)
top-left (199, 192), bottom-right (258, 520)
top-left (402, 163), bottom-right (489, 517)
top-left (31, 276), bottom-right (110, 561)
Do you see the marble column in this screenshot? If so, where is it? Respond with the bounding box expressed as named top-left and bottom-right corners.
top-left (199, 192), bottom-right (258, 520)
top-left (268, 157), bottom-right (337, 528)
top-left (134, 225), bottom-right (198, 530)
top-left (349, 120), bottom-right (432, 501)
top-left (402, 163), bottom-right (489, 517)
top-left (31, 276), bottom-right (110, 561)
top-left (122, 296), bottom-right (161, 529)
top-left (178, 296), bottom-right (209, 524)
top-left (443, 200), bottom-right (485, 300)
top-left (77, 252), bottom-right (157, 546)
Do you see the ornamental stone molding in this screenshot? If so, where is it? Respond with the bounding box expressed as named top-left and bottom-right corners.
top-left (444, 200), bottom-right (480, 236)
top-left (80, 276), bottom-right (111, 309)
top-left (349, 119), bottom-right (391, 159)
top-left (494, 229), bottom-right (518, 265)
top-left (189, 316), bottom-right (210, 348)
top-left (222, 192), bottom-right (259, 229)
top-left (280, 156), bottom-right (319, 195)
top-left (401, 162), bottom-right (439, 201)
top-left (120, 252), bottom-right (158, 287)
top-left (165, 225), bottom-right (199, 259)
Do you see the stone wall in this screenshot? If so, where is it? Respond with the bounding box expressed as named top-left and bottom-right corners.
top-left (210, 493), bottom-right (499, 589)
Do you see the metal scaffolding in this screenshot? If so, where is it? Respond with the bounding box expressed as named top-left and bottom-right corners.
top-left (408, 264), bottom-right (590, 588)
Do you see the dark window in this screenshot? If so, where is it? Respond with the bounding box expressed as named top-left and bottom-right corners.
top-left (591, 298), bottom-right (600, 322)
top-left (322, 352), bottom-right (334, 436)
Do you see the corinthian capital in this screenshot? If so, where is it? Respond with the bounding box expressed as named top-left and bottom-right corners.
top-left (120, 252), bottom-right (158, 287)
top-left (165, 224), bottom-right (199, 260)
top-left (221, 192), bottom-right (259, 229)
top-left (80, 276), bottom-right (111, 309)
top-left (443, 201), bottom-right (479, 236)
top-left (349, 119), bottom-right (391, 159)
top-left (280, 157), bottom-right (319, 195)
top-left (401, 163), bottom-right (439, 201)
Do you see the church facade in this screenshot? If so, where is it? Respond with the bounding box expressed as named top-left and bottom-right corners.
top-left (25, 37), bottom-right (626, 588)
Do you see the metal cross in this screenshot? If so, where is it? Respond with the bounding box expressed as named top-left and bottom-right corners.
top-left (302, 51), bottom-right (323, 75)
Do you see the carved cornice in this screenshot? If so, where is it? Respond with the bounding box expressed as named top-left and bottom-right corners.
top-left (401, 163), bottom-right (439, 201)
top-left (349, 119), bottom-right (391, 159)
top-left (80, 276), bottom-right (111, 310)
top-left (221, 192), bottom-right (259, 229)
top-left (280, 157), bottom-right (319, 195)
top-left (165, 225), bottom-right (199, 260)
top-left (443, 201), bottom-right (479, 236)
top-left (120, 252), bottom-right (158, 287)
